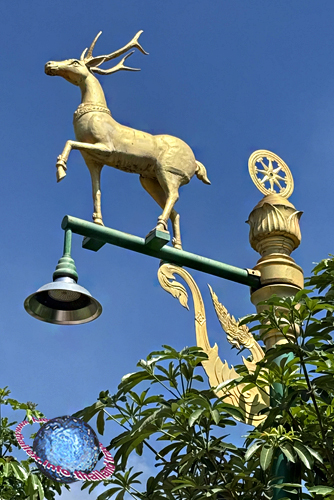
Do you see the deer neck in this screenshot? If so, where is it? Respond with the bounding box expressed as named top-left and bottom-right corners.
top-left (79, 73), bottom-right (107, 107)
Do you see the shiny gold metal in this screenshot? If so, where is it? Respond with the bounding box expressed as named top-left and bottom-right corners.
top-left (158, 263), bottom-right (269, 426)
top-left (248, 150), bottom-right (294, 198)
top-left (45, 31), bottom-right (210, 250)
top-left (248, 194), bottom-right (302, 257)
top-left (248, 151), bottom-right (304, 350)
top-left (247, 193), bottom-right (304, 291)
top-left (209, 285), bottom-right (262, 355)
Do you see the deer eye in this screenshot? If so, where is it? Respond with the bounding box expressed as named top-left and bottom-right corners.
top-left (72, 60), bottom-right (80, 66)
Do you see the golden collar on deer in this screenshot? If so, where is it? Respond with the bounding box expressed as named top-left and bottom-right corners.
top-left (73, 102), bottom-right (111, 122)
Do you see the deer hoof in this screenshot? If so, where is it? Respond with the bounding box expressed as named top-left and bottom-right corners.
top-left (93, 214), bottom-right (104, 226)
top-left (56, 165), bottom-right (67, 182)
top-left (56, 157), bottom-right (67, 182)
top-left (172, 237), bottom-right (182, 250)
top-left (156, 218), bottom-right (168, 231)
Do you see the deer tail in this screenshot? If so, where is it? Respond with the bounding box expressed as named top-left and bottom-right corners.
top-left (195, 161), bottom-right (211, 185)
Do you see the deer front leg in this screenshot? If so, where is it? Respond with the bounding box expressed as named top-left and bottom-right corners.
top-left (56, 140), bottom-right (111, 182)
top-left (56, 141), bottom-right (72, 182)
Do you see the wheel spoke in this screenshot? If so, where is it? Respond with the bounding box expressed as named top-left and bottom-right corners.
top-left (259, 175), bottom-right (269, 184)
top-left (258, 160), bottom-right (269, 171)
top-left (273, 165), bottom-right (282, 174)
top-left (274, 174), bottom-right (286, 182)
top-left (274, 179), bottom-right (283, 190)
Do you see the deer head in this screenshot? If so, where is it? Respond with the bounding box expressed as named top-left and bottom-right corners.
top-left (45, 31), bottom-right (148, 86)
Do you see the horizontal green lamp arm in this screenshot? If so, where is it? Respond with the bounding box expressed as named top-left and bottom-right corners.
top-left (61, 215), bottom-right (261, 289)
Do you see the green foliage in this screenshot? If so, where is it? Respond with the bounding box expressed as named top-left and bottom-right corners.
top-left (236, 257), bottom-right (334, 498)
top-left (77, 256), bottom-right (334, 499)
top-left (0, 387), bottom-right (69, 499)
top-left (76, 346), bottom-right (272, 499)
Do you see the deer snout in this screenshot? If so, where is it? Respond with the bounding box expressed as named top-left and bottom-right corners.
top-left (45, 61), bottom-right (59, 76)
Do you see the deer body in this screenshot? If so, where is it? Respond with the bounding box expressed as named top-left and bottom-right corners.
top-left (74, 107), bottom-right (196, 179)
top-left (46, 31), bottom-right (210, 249)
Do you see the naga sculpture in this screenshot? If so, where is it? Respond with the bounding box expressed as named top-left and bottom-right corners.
top-left (45, 31), bottom-right (210, 250)
top-left (158, 263), bottom-right (269, 425)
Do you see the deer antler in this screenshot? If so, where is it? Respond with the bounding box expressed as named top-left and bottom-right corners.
top-left (90, 51), bottom-right (141, 75)
top-left (86, 31), bottom-right (103, 59)
top-left (80, 31), bottom-right (102, 61)
top-left (84, 30), bottom-right (148, 74)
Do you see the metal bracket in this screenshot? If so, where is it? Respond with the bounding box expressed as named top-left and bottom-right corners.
top-left (246, 268), bottom-right (261, 277)
top-left (82, 236), bottom-right (106, 252)
top-left (145, 228), bottom-right (170, 250)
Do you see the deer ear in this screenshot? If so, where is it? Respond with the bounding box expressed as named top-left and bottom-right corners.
top-left (86, 56), bottom-right (106, 68)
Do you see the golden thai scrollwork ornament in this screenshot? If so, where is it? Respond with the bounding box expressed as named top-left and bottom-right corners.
top-left (158, 263), bottom-right (269, 426)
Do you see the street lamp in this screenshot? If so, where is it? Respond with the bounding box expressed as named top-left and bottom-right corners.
top-left (24, 214), bottom-right (261, 326)
top-left (24, 228), bottom-right (102, 325)
top-left (24, 149), bottom-right (303, 499)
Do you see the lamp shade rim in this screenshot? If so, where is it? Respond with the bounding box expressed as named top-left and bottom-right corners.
top-left (24, 280), bottom-right (102, 325)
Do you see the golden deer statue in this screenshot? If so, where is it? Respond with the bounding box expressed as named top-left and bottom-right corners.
top-left (45, 31), bottom-right (210, 249)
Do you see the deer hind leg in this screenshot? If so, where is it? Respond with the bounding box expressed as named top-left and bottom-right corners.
top-left (154, 171), bottom-right (183, 249)
top-left (86, 161), bottom-right (104, 226)
top-left (139, 176), bottom-right (182, 250)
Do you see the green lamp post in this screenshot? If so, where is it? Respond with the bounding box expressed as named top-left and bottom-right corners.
top-left (24, 150), bottom-right (304, 499)
top-left (27, 37), bottom-right (304, 493)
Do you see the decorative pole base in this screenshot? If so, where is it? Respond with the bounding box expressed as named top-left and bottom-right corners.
top-left (253, 253), bottom-right (303, 289)
top-left (251, 283), bottom-right (301, 349)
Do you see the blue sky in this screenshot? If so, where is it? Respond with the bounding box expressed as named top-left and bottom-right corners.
top-left (1, 1), bottom-right (334, 498)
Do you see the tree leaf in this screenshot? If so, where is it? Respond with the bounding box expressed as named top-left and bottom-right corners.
top-left (279, 442), bottom-right (296, 463)
top-left (10, 461), bottom-right (28, 481)
top-left (305, 445), bottom-right (323, 464)
top-left (245, 441), bottom-right (262, 461)
top-left (97, 410), bottom-right (105, 435)
top-left (293, 441), bottom-right (313, 469)
top-left (97, 487), bottom-right (122, 500)
top-left (210, 409), bottom-right (220, 425)
top-left (260, 444), bottom-right (274, 470)
top-left (188, 409), bottom-right (205, 427)
top-left (308, 485), bottom-right (334, 495)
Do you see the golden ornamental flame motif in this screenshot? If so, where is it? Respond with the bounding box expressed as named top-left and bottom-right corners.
top-left (158, 263), bottom-right (269, 426)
